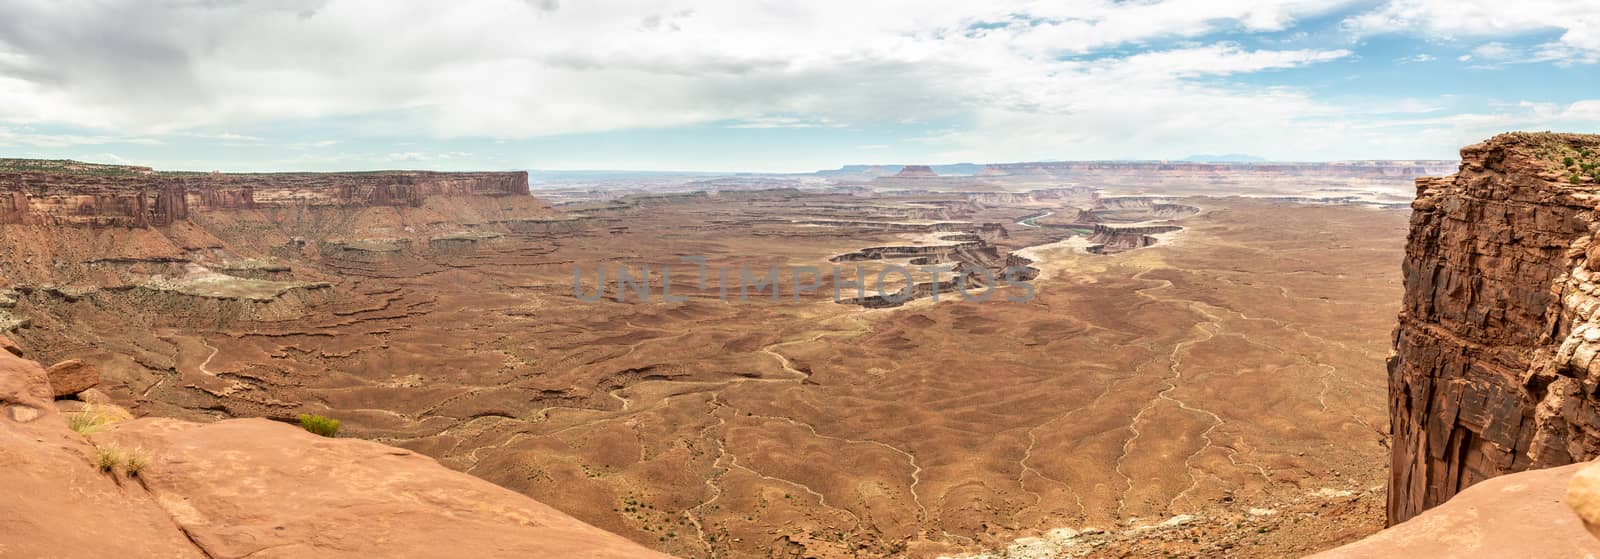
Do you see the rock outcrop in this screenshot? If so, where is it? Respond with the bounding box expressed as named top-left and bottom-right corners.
top-left (0, 334), bottom-right (21, 356)
top-left (1567, 462), bottom-right (1600, 537)
top-left (44, 359), bottom-right (97, 397)
top-left (0, 350), bottom-right (671, 558)
top-left (1388, 132), bottom-right (1600, 522)
top-left (1313, 460), bottom-right (1600, 558)
top-left (893, 165), bottom-right (939, 178)
top-left (0, 351), bottom-right (208, 558)
top-left (1085, 224), bottom-right (1183, 254)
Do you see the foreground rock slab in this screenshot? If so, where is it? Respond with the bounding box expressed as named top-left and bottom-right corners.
top-left (1313, 462), bottom-right (1600, 558)
top-left (94, 417), bottom-right (674, 559)
top-left (0, 353), bottom-right (206, 558)
top-left (0, 350), bottom-right (670, 559)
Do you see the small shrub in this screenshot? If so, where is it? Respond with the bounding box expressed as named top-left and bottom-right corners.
top-left (124, 447), bottom-right (149, 477)
top-left (298, 414), bottom-right (340, 437)
top-left (95, 445), bottom-right (124, 473)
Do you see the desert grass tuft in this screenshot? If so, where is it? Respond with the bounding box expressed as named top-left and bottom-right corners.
top-left (94, 445), bottom-right (124, 473)
top-left (123, 447), bottom-right (149, 477)
top-left (66, 405), bottom-right (117, 435)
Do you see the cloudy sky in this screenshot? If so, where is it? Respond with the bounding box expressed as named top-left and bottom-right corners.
top-left (0, 0), bottom-right (1596, 172)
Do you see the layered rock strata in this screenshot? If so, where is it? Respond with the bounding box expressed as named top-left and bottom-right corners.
top-left (1388, 132), bottom-right (1600, 522)
top-left (0, 169), bottom-right (528, 226)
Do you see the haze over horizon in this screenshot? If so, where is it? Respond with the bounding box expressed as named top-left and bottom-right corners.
top-left (0, 0), bottom-right (1596, 173)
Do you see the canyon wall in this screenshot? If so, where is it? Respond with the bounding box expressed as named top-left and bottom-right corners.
top-left (0, 169), bottom-right (528, 227)
top-left (989, 160), bottom-right (1459, 180)
top-left (1388, 132), bottom-right (1600, 523)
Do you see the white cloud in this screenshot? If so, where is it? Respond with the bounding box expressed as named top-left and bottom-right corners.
top-left (0, 126), bottom-right (157, 148)
top-left (386, 151), bottom-right (473, 162)
top-left (1472, 42), bottom-right (1515, 59)
top-left (0, 1), bottom-right (1359, 148)
top-left (84, 152), bottom-right (136, 165)
top-left (1345, 1), bottom-right (1600, 64)
top-left (0, 0), bottom-right (1586, 168)
top-left (726, 116), bottom-right (845, 129)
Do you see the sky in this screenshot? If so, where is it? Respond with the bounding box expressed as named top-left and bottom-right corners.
top-left (0, 0), bottom-right (1596, 173)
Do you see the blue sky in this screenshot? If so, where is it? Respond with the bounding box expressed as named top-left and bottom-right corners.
top-left (0, 0), bottom-right (1596, 173)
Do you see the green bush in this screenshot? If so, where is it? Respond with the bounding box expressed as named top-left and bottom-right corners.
top-left (298, 414), bottom-right (340, 437)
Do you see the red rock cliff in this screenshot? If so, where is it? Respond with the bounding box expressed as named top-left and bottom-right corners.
top-left (1389, 132), bottom-right (1600, 523)
top-left (0, 167), bottom-right (529, 227)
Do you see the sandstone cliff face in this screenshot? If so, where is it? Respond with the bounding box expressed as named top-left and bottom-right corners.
top-left (0, 169), bottom-right (528, 227)
top-left (0, 349), bottom-right (670, 558)
top-left (1388, 132), bottom-right (1600, 523)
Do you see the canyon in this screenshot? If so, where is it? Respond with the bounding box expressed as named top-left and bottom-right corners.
top-left (8, 148), bottom-right (1584, 557)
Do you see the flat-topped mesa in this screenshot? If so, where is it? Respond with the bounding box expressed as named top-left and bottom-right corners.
top-left (986, 160), bottom-right (1459, 179)
top-left (1388, 132), bottom-right (1600, 524)
top-left (1085, 224), bottom-right (1181, 254)
top-left (893, 164), bottom-right (939, 178)
top-left (0, 163), bottom-right (530, 227)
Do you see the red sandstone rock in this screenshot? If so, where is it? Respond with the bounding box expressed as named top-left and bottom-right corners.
top-left (91, 417), bottom-right (673, 559)
top-left (1388, 132), bottom-right (1600, 524)
top-left (0, 168), bottom-right (530, 227)
top-left (1313, 462), bottom-right (1600, 558)
top-left (44, 359), bottom-right (98, 397)
top-left (0, 352), bottom-right (206, 558)
top-left (0, 349), bottom-right (670, 558)
top-left (0, 334), bottom-right (20, 356)
top-left (75, 387), bottom-right (113, 405)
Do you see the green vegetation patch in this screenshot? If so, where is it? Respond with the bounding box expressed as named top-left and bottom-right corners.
top-left (0, 158), bottom-right (150, 177)
top-left (1525, 133), bottom-right (1600, 185)
top-left (299, 413), bottom-right (340, 437)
